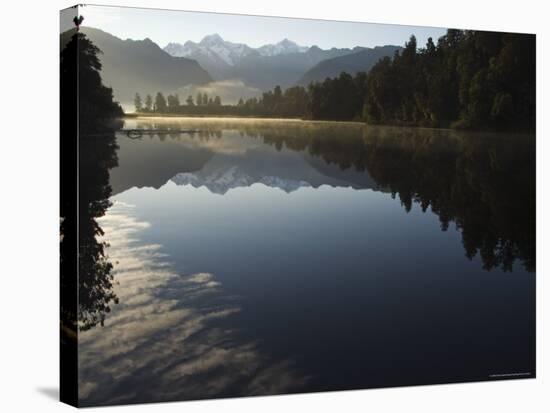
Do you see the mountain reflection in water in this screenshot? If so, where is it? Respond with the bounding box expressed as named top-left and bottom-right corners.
top-left (76, 118), bottom-right (535, 405)
top-left (111, 119), bottom-right (534, 272)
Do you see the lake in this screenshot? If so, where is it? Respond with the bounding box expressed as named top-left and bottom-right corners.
top-left (77, 117), bottom-right (535, 406)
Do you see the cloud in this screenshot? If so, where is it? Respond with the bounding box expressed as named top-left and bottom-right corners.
top-left (78, 202), bottom-right (308, 406)
top-left (186, 272), bottom-right (221, 288)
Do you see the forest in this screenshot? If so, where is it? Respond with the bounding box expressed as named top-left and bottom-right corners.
top-left (135, 29), bottom-right (535, 131)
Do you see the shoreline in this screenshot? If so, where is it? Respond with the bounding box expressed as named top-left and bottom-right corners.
top-left (121, 113), bottom-right (535, 135)
top-left (123, 113), bottom-right (367, 126)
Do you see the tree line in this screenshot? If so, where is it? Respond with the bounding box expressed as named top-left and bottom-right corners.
top-left (134, 91), bottom-right (223, 115)
top-left (133, 29), bottom-right (534, 131)
top-left (363, 30), bottom-right (534, 130)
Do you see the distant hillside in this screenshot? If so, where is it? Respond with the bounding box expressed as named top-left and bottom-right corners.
top-left (299, 46), bottom-right (401, 85)
top-left (230, 46), bottom-right (361, 90)
top-left (63, 27), bottom-right (212, 107)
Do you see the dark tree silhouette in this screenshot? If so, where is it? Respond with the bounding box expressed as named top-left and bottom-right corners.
top-left (61, 33), bottom-right (122, 132)
top-left (364, 30), bottom-right (535, 130)
top-left (61, 31), bottom-right (122, 333)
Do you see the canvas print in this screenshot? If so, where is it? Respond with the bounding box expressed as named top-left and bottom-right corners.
top-left (60, 4), bottom-right (536, 407)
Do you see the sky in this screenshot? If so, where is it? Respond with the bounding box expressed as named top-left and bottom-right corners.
top-left (80, 4), bottom-right (447, 49)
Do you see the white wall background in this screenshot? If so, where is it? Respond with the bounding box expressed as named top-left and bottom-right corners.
top-left (0, 0), bottom-right (547, 411)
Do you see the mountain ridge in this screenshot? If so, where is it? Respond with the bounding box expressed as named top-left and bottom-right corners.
top-left (299, 45), bottom-right (402, 85)
top-left (163, 34), bottom-right (368, 90)
top-left (165, 34), bottom-right (310, 64)
top-left (74, 27), bottom-right (213, 106)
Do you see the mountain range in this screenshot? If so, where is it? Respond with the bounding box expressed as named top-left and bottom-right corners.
top-left (65, 27), bottom-right (401, 107)
top-left (164, 34), bottom-right (310, 67)
top-left (163, 34), bottom-right (399, 90)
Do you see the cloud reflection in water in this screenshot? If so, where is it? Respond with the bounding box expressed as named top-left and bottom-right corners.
top-left (78, 201), bottom-right (308, 406)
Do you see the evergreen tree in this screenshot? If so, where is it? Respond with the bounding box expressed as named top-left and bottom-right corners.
top-left (154, 92), bottom-right (167, 113)
top-left (167, 94), bottom-right (180, 112)
top-left (144, 94), bottom-right (153, 112)
top-left (362, 30), bottom-right (534, 130)
top-left (134, 93), bottom-right (142, 112)
top-left (61, 32), bottom-right (122, 130)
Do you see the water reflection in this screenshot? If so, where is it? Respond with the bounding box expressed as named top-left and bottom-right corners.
top-left (78, 201), bottom-right (308, 406)
top-left (114, 118), bottom-right (534, 272)
top-left (77, 131), bottom-right (120, 330)
top-left (76, 117), bottom-right (534, 405)
top-left (60, 124), bottom-right (120, 334)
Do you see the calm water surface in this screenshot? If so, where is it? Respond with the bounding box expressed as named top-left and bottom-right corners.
top-left (77, 118), bottom-right (535, 405)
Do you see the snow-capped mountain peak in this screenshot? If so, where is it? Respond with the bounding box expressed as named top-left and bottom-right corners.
top-left (165, 34), bottom-right (255, 66)
top-left (199, 33), bottom-right (225, 46)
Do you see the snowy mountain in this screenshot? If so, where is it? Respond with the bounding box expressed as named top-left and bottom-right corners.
top-left (165, 34), bottom-right (308, 66)
top-left (257, 38), bottom-right (309, 56)
top-left (167, 139), bottom-right (377, 195)
top-left (172, 166), bottom-right (311, 195)
top-left (163, 34), bottom-right (362, 89)
top-left (165, 34), bottom-right (257, 66)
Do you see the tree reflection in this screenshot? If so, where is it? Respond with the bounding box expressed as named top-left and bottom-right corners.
top-left (115, 119), bottom-right (534, 272)
top-left (357, 129), bottom-right (535, 272)
top-left (232, 123), bottom-right (534, 272)
top-left (77, 129), bottom-right (119, 330)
